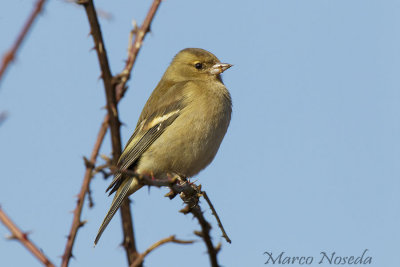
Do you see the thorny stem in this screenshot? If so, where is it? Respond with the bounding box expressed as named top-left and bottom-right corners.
top-left (0, 207), bottom-right (55, 267)
top-left (0, 0), bottom-right (47, 83)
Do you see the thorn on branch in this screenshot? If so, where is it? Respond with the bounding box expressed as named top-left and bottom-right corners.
top-left (164, 190), bottom-right (176, 199)
top-left (99, 154), bottom-right (111, 162)
top-left (87, 188), bottom-right (94, 208)
top-left (79, 220), bottom-right (87, 228)
top-left (215, 242), bottom-right (222, 254)
top-left (145, 26), bottom-right (152, 35)
top-left (179, 205), bottom-right (190, 214)
top-left (83, 156), bottom-right (94, 169)
top-left (193, 230), bottom-right (203, 238)
top-left (21, 232), bottom-right (29, 240)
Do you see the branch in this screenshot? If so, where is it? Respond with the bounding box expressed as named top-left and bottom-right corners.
top-left (78, 1), bottom-right (137, 262)
top-left (79, 0), bottom-right (162, 264)
top-left (0, 0), bottom-right (47, 83)
top-left (114, 0), bottom-right (162, 99)
top-left (190, 206), bottom-right (220, 267)
top-left (111, 0), bottom-right (162, 257)
top-left (67, 0), bottom-right (162, 265)
top-left (122, 171), bottom-right (223, 267)
top-left (130, 236), bottom-right (194, 267)
top-left (61, 116), bottom-right (108, 267)
top-left (202, 191), bottom-right (231, 244)
top-left (162, 182), bottom-right (222, 267)
top-left (0, 206), bottom-right (55, 267)
top-left (79, 0), bottom-right (121, 160)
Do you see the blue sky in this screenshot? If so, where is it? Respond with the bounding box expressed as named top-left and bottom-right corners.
top-left (1, 0), bottom-right (399, 266)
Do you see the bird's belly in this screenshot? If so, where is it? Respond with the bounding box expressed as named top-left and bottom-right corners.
top-left (136, 110), bottom-right (229, 178)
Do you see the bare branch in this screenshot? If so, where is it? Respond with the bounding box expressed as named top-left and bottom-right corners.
top-left (0, 206), bottom-right (55, 267)
top-left (0, 0), bottom-right (47, 83)
top-left (79, 0), bottom-right (122, 161)
top-left (114, 0), bottom-right (162, 99)
top-left (130, 235), bottom-right (194, 267)
top-left (202, 191), bottom-right (231, 244)
top-left (191, 206), bottom-right (220, 267)
top-left (61, 116), bottom-right (108, 267)
top-left (120, 171), bottom-right (223, 267)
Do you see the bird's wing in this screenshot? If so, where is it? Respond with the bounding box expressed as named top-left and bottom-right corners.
top-left (106, 81), bottom-right (188, 195)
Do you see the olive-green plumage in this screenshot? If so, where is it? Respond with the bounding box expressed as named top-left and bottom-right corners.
top-left (94, 48), bottom-right (232, 245)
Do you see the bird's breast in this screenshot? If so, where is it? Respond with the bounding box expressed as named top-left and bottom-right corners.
top-left (137, 82), bottom-right (231, 178)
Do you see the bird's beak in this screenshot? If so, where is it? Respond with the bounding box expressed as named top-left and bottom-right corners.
top-left (210, 63), bottom-right (233, 75)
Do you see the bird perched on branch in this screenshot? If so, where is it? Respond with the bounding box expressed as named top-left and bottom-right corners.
top-left (94, 48), bottom-right (232, 245)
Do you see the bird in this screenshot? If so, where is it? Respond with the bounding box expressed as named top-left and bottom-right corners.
top-left (94, 48), bottom-right (232, 245)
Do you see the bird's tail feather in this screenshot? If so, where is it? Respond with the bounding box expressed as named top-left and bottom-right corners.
top-left (94, 177), bottom-right (139, 245)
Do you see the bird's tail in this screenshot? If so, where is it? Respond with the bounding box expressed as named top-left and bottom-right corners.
top-left (94, 177), bottom-right (141, 245)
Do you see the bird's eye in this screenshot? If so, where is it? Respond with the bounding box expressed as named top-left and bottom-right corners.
top-left (194, 63), bottom-right (203, 69)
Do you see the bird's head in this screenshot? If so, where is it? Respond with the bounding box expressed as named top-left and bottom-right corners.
top-left (164, 48), bottom-right (232, 82)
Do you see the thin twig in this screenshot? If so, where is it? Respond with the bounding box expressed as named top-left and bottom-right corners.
top-left (114, 0), bottom-right (162, 99)
top-left (93, 163), bottom-right (113, 179)
top-left (130, 235), bottom-right (194, 267)
top-left (61, 116), bottom-right (108, 267)
top-left (191, 206), bottom-right (220, 267)
top-left (0, 0), bottom-right (47, 83)
top-left (202, 191), bottom-right (231, 243)
top-left (0, 206), bottom-right (55, 267)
